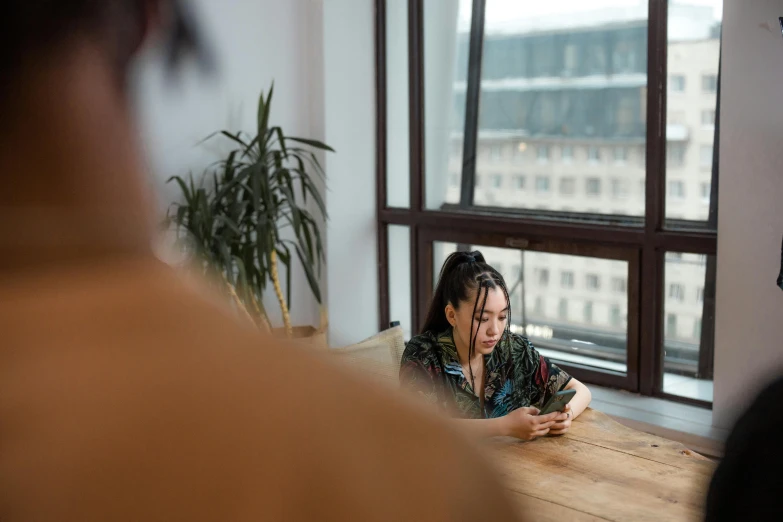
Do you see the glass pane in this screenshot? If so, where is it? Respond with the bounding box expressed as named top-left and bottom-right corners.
top-left (663, 252), bottom-right (714, 402)
top-left (433, 241), bottom-right (460, 284)
top-left (469, 1), bottom-right (648, 215)
top-left (388, 226), bottom-right (412, 340)
top-left (432, 242), bottom-right (629, 373)
top-left (424, 0), bottom-right (472, 209)
top-left (386, 0), bottom-right (410, 207)
top-left (665, 1), bottom-right (722, 221)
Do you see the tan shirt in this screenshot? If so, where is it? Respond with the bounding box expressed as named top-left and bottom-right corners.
top-left (0, 255), bottom-right (521, 521)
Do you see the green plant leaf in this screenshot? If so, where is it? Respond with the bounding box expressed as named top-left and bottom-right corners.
top-left (287, 137), bottom-right (335, 152)
top-left (293, 243), bottom-right (321, 304)
top-left (215, 215), bottom-right (241, 235)
top-left (220, 130), bottom-right (250, 149)
top-left (301, 221), bottom-right (315, 265)
top-left (257, 84), bottom-right (273, 149)
top-left (289, 170), bottom-right (327, 218)
top-left (195, 130), bottom-right (220, 144)
top-left (274, 127), bottom-right (288, 159)
top-left (167, 175), bottom-right (195, 206)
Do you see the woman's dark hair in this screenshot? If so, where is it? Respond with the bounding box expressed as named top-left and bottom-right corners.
top-left (421, 250), bottom-right (511, 387)
top-left (0, 0), bottom-right (212, 89)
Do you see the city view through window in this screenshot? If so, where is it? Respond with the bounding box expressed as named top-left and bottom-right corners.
top-left (430, 1), bottom-right (719, 402)
top-left (383, 0), bottom-right (721, 404)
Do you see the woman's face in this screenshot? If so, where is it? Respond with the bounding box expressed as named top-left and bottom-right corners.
top-left (447, 286), bottom-right (508, 358)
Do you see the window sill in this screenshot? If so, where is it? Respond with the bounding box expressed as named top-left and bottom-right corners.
top-left (588, 385), bottom-right (728, 458)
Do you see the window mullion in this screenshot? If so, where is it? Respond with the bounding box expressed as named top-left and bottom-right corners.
top-left (458, 0), bottom-right (486, 210)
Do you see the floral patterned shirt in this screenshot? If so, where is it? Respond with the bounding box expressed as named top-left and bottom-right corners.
top-left (400, 330), bottom-right (572, 419)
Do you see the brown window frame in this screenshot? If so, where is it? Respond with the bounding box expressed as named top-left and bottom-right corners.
top-left (375, 0), bottom-right (719, 408)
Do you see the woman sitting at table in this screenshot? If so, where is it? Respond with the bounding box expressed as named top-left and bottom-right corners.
top-left (400, 250), bottom-right (591, 440)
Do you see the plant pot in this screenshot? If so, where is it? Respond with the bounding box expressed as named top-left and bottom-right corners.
top-left (271, 324), bottom-right (328, 349)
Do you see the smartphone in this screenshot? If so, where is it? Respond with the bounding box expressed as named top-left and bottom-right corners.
top-left (538, 389), bottom-right (576, 415)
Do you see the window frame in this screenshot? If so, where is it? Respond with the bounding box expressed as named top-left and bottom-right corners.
top-left (375, 0), bottom-right (718, 408)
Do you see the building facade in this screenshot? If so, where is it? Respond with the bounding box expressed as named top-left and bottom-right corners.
top-left (436, 6), bottom-right (720, 378)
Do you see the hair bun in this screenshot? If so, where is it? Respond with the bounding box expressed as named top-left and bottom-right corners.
top-left (467, 250), bottom-right (485, 264)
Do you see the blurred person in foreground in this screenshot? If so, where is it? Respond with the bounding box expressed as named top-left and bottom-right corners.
top-left (704, 375), bottom-right (783, 521)
top-left (0, 1), bottom-right (521, 521)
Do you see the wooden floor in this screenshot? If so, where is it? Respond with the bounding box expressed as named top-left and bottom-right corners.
top-left (483, 409), bottom-right (716, 522)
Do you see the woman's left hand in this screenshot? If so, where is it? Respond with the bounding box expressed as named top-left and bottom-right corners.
top-left (547, 404), bottom-right (573, 436)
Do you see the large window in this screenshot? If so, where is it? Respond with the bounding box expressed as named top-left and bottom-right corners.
top-left (377, 0), bottom-right (720, 407)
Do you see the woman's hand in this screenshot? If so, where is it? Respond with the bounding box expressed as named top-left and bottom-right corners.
top-left (547, 404), bottom-right (573, 436)
top-left (501, 407), bottom-right (560, 441)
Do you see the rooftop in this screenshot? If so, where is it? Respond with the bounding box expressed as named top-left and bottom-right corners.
top-left (458, 2), bottom-right (720, 41)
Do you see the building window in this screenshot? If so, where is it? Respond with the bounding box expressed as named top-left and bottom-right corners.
top-left (667, 143), bottom-right (685, 168)
top-left (490, 174), bottom-right (503, 188)
top-left (563, 44), bottom-right (578, 76)
top-left (560, 178), bottom-right (576, 195)
top-left (669, 110), bottom-right (685, 125)
top-left (587, 146), bottom-right (601, 162)
top-left (586, 178), bottom-right (602, 196)
top-left (611, 179), bottom-right (629, 199)
top-left (584, 301), bottom-right (594, 323)
top-left (535, 176), bottom-right (550, 193)
top-left (513, 142), bottom-right (527, 163)
top-left (613, 40), bottom-right (638, 74)
top-left (535, 268), bottom-right (550, 286)
top-left (515, 175), bottom-right (526, 190)
top-left (537, 145), bottom-right (550, 162)
top-left (701, 109), bottom-right (715, 126)
top-left (700, 145), bottom-right (713, 168)
top-left (697, 286), bottom-right (704, 302)
top-left (669, 74), bottom-right (686, 92)
top-left (694, 318), bottom-right (702, 339)
top-left (666, 313), bottom-right (678, 337)
top-left (488, 145), bottom-right (503, 163)
top-left (561, 271), bottom-right (574, 289)
top-left (612, 277), bottom-right (627, 293)
top-left (586, 40), bottom-right (608, 75)
top-left (700, 182), bottom-right (711, 202)
top-left (558, 298), bottom-right (568, 320)
top-left (613, 147), bottom-right (628, 163)
top-left (668, 180), bottom-right (685, 199)
top-left (669, 283), bottom-right (685, 301)
top-left (610, 305), bottom-right (623, 327)
top-left (702, 74), bottom-right (717, 93)
top-left (534, 297), bottom-right (545, 315)
top-left (475, 174), bottom-right (482, 188)
top-left (561, 145), bottom-right (574, 162)
top-left (586, 274), bottom-right (600, 290)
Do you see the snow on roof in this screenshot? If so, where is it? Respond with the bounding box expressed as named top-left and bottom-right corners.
top-left (459, 3), bottom-right (717, 41)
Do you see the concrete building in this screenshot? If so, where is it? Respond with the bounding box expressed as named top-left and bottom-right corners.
top-left (433, 4), bottom-right (720, 399)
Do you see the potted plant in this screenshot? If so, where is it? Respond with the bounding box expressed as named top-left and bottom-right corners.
top-left (165, 84), bottom-right (331, 340)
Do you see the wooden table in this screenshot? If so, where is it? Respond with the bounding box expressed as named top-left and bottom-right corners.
top-left (484, 409), bottom-right (716, 522)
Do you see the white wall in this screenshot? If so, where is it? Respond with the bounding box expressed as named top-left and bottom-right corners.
top-left (323, 0), bottom-right (379, 347)
top-left (713, 0), bottom-right (783, 429)
top-left (132, 0), bottom-right (325, 329)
